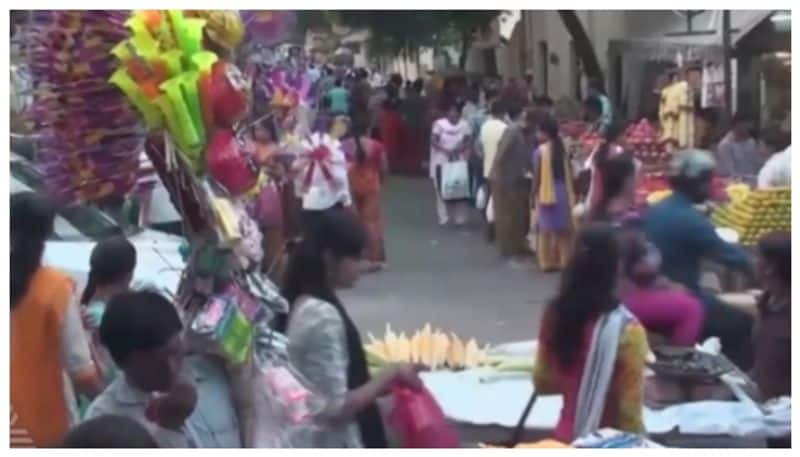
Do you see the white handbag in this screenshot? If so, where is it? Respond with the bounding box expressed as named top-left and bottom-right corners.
top-left (438, 160), bottom-right (471, 201)
top-left (486, 196), bottom-right (495, 223)
top-left (475, 184), bottom-right (489, 210)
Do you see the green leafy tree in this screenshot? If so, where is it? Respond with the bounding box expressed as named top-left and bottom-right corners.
top-left (328, 10), bottom-right (500, 68)
top-left (438, 11), bottom-right (501, 69)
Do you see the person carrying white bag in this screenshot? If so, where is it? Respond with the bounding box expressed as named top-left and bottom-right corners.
top-left (430, 102), bottom-right (472, 227)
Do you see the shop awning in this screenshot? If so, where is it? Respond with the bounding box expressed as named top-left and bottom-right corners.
top-left (731, 10), bottom-right (777, 45)
top-left (639, 10), bottom-right (776, 47)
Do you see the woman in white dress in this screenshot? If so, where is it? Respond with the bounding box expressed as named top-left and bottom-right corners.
top-left (277, 210), bottom-right (423, 447)
top-left (430, 102), bottom-right (472, 226)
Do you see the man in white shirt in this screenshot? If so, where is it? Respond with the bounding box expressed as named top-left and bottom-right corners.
top-left (758, 145), bottom-right (791, 189)
top-left (715, 113), bottom-right (765, 183)
top-left (478, 101), bottom-right (508, 239)
top-left (480, 101), bottom-right (509, 182)
top-left (297, 117), bottom-right (353, 237)
top-left (369, 69), bottom-right (384, 88)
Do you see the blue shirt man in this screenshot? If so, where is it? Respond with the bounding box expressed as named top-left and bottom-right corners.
top-left (644, 149), bottom-right (754, 369)
top-left (644, 192), bottom-right (751, 295)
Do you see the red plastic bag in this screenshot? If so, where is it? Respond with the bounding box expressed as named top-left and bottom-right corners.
top-left (389, 385), bottom-right (459, 448)
top-left (206, 129), bottom-right (259, 196)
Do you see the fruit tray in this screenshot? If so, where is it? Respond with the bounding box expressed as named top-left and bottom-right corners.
top-left (647, 346), bottom-right (735, 383)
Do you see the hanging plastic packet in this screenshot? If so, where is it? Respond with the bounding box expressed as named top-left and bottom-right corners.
top-left (227, 282), bottom-right (265, 323)
top-left (231, 331), bottom-right (324, 447)
top-left (190, 294), bottom-right (253, 365)
top-left (210, 196), bottom-right (242, 244)
top-left (193, 242), bottom-right (233, 282)
top-left (231, 201), bottom-right (263, 271)
top-left (263, 365), bottom-right (316, 423)
top-left (218, 305), bottom-right (253, 364)
top-left (244, 270), bottom-right (289, 315)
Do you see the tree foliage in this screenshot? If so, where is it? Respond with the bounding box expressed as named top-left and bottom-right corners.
top-left (327, 10), bottom-right (501, 64)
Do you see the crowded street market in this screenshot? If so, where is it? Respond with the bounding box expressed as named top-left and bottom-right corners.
top-left (8, 9), bottom-right (792, 449)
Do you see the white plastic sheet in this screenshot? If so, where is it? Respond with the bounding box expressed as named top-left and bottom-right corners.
top-left (422, 361), bottom-right (790, 438)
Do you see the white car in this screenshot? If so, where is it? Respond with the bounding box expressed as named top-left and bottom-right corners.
top-left (10, 156), bottom-right (185, 296)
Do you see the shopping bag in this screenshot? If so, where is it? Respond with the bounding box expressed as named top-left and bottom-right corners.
top-left (388, 385), bottom-right (459, 448)
top-left (231, 343), bottom-right (325, 447)
top-left (436, 160), bottom-right (471, 201)
top-left (486, 196), bottom-right (495, 223)
top-left (475, 184), bottom-right (489, 210)
top-left (527, 207), bottom-right (538, 253)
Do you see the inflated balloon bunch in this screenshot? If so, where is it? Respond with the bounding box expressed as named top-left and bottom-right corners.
top-left (22, 10), bottom-right (144, 204)
top-left (265, 66), bottom-right (314, 133)
top-left (111, 10), bottom-right (252, 181)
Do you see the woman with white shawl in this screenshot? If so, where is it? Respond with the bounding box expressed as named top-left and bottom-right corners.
top-left (533, 224), bottom-right (649, 443)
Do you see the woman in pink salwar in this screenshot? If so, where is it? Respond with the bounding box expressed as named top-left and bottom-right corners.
top-left (591, 154), bottom-right (704, 346)
top-left (619, 217), bottom-right (704, 346)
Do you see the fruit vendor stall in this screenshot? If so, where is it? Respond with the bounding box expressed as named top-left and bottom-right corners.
top-left (707, 185), bottom-right (791, 305)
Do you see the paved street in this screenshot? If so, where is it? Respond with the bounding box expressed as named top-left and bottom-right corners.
top-left (343, 176), bottom-right (559, 345)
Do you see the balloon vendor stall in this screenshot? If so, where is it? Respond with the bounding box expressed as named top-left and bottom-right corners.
top-left (22, 9), bottom-right (328, 447)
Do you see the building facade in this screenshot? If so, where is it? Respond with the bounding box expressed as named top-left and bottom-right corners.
top-left (472, 10), bottom-right (780, 109)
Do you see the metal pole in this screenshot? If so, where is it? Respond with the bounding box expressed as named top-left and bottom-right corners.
top-left (722, 10), bottom-right (733, 123)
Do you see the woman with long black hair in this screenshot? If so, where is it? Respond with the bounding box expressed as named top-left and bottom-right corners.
top-left (11, 192), bottom-right (102, 447)
top-left (588, 153), bottom-right (636, 223)
top-left (278, 210), bottom-right (422, 447)
top-left (531, 116), bottom-right (576, 271)
top-left (533, 224), bottom-right (647, 443)
top-left (80, 236), bottom-right (137, 384)
top-left (582, 122), bottom-right (625, 217)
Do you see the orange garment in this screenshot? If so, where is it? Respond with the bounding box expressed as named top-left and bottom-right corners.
top-left (378, 107), bottom-right (411, 174)
top-left (348, 137), bottom-right (387, 263)
top-left (10, 267), bottom-right (85, 447)
top-left (352, 191), bottom-right (386, 263)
